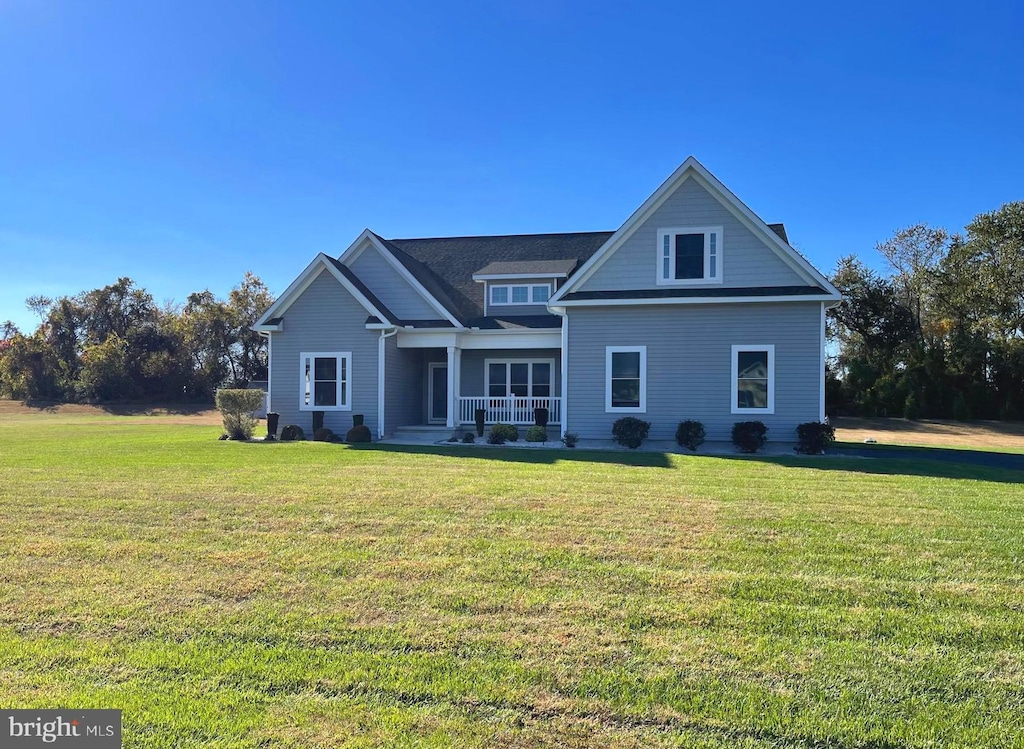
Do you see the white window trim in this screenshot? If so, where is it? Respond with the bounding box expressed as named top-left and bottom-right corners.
top-left (731, 344), bottom-right (775, 415)
top-left (605, 346), bottom-right (647, 413)
top-left (656, 226), bottom-right (723, 286)
top-left (489, 283), bottom-right (552, 307)
top-left (300, 351), bottom-right (352, 411)
top-left (484, 358), bottom-right (556, 398)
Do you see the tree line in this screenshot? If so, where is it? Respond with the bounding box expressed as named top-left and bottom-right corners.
top-left (828, 201), bottom-right (1024, 420)
top-left (0, 273), bottom-right (273, 403)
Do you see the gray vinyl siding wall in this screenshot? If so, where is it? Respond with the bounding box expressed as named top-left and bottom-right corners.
top-left (566, 303), bottom-right (822, 441)
top-left (384, 338), bottom-right (423, 436)
top-left (578, 177), bottom-right (805, 292)
top-left (349, 247), bottom-right (440, 320)
top-left (268, 269), bottom-right (381, 437)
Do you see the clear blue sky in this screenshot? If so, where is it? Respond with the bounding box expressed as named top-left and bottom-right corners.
top-left (1, 1), bottom-right (1021, 333)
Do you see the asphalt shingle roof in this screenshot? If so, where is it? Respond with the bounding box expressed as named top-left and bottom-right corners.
top-left (472, 259), bottom-right (579, 277)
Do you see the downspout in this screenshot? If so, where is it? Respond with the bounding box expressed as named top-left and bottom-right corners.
top-left (378, 327), bottom-right (398, 439)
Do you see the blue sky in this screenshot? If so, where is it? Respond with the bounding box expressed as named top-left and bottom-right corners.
top-left (1, 0), bottom-right (1021, 333)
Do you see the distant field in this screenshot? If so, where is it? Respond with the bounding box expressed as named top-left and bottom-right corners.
top-left (834, 416), bottom-right (1024, 452)
top-left (1, 408), bottom-right (1022, 747)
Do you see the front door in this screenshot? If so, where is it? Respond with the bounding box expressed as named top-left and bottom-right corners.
top-left (428, 363), bottom-right (448, 424)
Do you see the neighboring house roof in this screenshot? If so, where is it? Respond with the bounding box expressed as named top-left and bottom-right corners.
top-left (374, 232), bottom-right (614, 321)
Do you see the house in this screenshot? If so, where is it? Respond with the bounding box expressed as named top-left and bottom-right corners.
top-left (253, 157), bottom-right (842, 443)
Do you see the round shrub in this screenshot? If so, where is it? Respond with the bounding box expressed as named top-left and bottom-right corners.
top-left (561, 432), bottom-right (579, 448)
top-left (313, 427), bottom-right (335, 442)
top-left (612, 416), bottom-right (650, 449)
top-left (675, 420), bottom-right (706, 451)
top-left (795, 421), bottom-right (836, 455)
top-left (345, 424), bottom-right (372, 443)
top-left (462, 432), bottom-right (476, 444)
top-left (731, 421), bottom-right (768, 453)
top-left (487, 423), bottom-right (519, 444)
top-left (525, 425), bottom-right (548, 442)
top-left (280, 424), bottom-right (305, 441)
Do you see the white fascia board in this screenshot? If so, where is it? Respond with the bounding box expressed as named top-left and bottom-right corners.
top-left (253, 253), bottom-right (392, 328)
top-left (557, 294), bottom-right (840, 307)
top-left (339, 229), bottom-right (464, 329)
top-left (472, 272), bottom-right (569, 281)
top-left (550, 156), bottom-right (841, 302)
top-left (253, 323), bottom-right (283, 332)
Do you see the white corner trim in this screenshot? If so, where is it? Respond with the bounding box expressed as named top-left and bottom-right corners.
top-left (731, 344), bottom-right (775, 415)
top-left (605, 345), bottom-right (647, 413)
top-left (267, 332), bottom-right (273, 414)
top-left (560, 313), bottom-right (569, 438)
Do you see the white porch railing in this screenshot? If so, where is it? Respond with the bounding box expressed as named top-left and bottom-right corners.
top-left (458, 396), bottom-right (561, 425)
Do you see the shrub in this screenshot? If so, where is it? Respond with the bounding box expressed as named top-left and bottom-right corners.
top-left (488, 423), bottom-right (519, 444)
top-left (313, 427), bottom-right (335, 442)
top-left (795, 421), bottom-right (836, 455)
top-left (215, 388), bottom-right (265, 440)
top-left (345, 424), bottom-right (372, 443)
top-left (525, 425), bottom-right (548, 442)
top-left (675, 420), bottom-right (706, 451)
top-left (612, 416), bottom-right (650, 449)
top-left (732, 421), bottom-right (768, 453)
top-left (561, 432), bottom-right (579, 448)
top-left (903, 392), bottom-right (919, 420)
top-left (280, 424), bottom-right (305, 441)
top-left (462, 432), bottom-right (476, 444)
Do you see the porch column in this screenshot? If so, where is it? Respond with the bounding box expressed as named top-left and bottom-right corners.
top-left (446, 345), bottom-right (461, 428)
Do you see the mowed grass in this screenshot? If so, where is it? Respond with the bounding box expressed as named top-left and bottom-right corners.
top-left (1, 413), bottom-right (1022, 748)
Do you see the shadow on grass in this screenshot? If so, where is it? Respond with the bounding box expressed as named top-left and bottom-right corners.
top-left (354, 442), bottom-right (1024, 482)
top-left (357, 442), bottom-right (674, 468)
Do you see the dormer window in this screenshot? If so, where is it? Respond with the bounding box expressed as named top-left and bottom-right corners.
top-left (489, 283), bottom-right (551, 306)
top-left (656, 226), bottom-right (723, 285)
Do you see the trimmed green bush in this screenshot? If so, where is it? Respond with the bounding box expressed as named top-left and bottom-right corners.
top-left (280, 424), bottom-right (305, 441)
top-left (313, 427), bottom-right (335, 442)
top-left (215, 388), bottom-right (265, 440)
top-left (487, 423), bottom-right (519, 444)
top-left (732, 421), bottom-right (768, 453)
top-left (561, 432), bottom-right (579, 448)
top-left (795, 421), bottom-right (836, 454)
top-left (462, 432), bottom-right (476, 444)
top-left (675, 420), bottom-right (706, 451)
top-left (345, 424), bottom-right (372, 443)
top-left (612, 417), bottom-right (650, 449)
top-left (525, 426), bottom-right (548, 442)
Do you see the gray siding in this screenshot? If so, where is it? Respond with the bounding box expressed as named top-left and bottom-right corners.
top-left (384, 340), bottom-right (423, 435)
top-left (269, 269), bottom-right (381, 437)
top-left (484, 279), bottom-right (558, 316)
top-left (566, 303), bottom-right (822, 441)
top-left (578, 177), bottom-right (805, 292)
top-left (349, 247), bottom-right (440, 320)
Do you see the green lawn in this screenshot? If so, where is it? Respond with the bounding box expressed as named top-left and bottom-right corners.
top-left (1, 414), bottom-right (1022, 748)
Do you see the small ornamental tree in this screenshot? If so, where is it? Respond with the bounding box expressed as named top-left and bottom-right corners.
top-left (215, 388), bottom-right (265, 440)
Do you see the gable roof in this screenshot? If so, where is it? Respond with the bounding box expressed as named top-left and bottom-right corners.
top-left (373, 232), bottom-right (613, 320)
top-left (549, 157), bottom-right (841, 304)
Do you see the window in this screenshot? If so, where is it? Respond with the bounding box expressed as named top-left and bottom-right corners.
top-left (300, 352), bottom-right (351, 410)
top-left (731, 345), bottom-right (774, 414)
top-left (489, 283), bottom-right (551, 306)
top-left (605, 346), bottom-right (646, 412)
top-left (656, 226), bottom-right (723, 284)
top-left (485, 359), bottom-right (554, 398)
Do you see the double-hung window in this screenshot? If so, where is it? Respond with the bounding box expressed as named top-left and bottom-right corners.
top-left (605, 346), bottom-right (646, 412)
top-left (657, 226), bottom-right (722, 284)
top-left (731, 345), bottom-right (774, 414)
top-left (300, 352), bottom-right (352, 410)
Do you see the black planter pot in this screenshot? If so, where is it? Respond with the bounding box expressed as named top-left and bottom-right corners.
top-left (352, 414), bottom-right (364, 427)
top-left (266, 412), bottom-right (280, 440)
top-left (534, 407), bottom-right (549, 427)
top-left (474, 409), bottom-right (486, 437)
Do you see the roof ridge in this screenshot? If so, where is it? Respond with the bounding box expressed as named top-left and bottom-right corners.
top-left (387, 230), bottom-right (615, 242)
